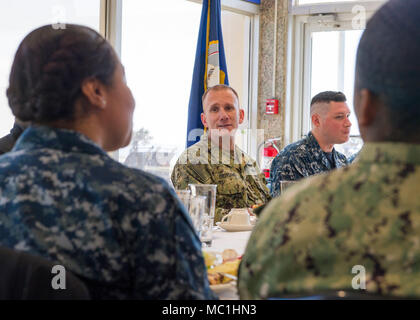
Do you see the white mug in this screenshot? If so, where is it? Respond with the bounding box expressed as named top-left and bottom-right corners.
top-left (221, 208), bottom-right (251, 226)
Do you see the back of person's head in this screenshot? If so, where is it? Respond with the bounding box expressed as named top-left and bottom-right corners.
top-left (355, 0), bottom-right (420, 141)
top-left (310, 91), bottom-right (346, 117)
top-left (7, 24), bottom-right (116, 124)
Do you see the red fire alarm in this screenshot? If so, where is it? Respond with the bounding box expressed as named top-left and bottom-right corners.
top-left (265, 99), bottom-right (279, 114)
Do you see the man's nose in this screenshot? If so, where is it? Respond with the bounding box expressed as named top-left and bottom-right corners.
top-left (219, 108), bottom-right (229, 120)
top-left (345, 117), bottom-right (352, 127)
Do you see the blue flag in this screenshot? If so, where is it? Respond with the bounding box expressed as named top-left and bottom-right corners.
top-left (186, 0), bottom-right (229, 148)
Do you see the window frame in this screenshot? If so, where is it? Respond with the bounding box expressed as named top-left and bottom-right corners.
top-left (100, 0), bottom-right (122, 56)
top-left (189, 0), bottom-right (261, 159)
top-left (102, 0), bottom-right (260, 159)
top-left (285, 0), bottom-right (386, 145)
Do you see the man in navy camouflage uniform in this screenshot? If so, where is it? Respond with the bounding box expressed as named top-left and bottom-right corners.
top-left (270, 91), bottom-right (351, 197)
top-left (0, 25), bottom-right (215, 300)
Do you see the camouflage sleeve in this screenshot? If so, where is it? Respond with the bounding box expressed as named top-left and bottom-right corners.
top-left (269, 155), bottom-right (282, 197)
top-left (252, 160), bottom-right (271, 201)
top-left (130, 183), bottom-right (217, 299)
top-left (171, 161), bottom-right (207, 190)
top-left (257, 172), bottom-right (272, 201)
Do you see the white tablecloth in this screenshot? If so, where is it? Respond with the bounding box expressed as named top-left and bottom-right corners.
top-left (207, 228), bottom-right (252, 255)
top-left (204, 228), bottom-right (252, 300)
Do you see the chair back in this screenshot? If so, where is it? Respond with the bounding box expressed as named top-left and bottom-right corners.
top-left (0, 246), bottom-right (90, 300)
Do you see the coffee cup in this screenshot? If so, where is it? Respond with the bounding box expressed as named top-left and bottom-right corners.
top-left (221, 208), bottom-right (251, 226)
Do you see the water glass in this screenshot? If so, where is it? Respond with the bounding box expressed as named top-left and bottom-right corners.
top-left (188, 195), bottom-right (206, 236)
top-left (280, 181), bottom-right (296, 194)
top-left (189, 184), bottom-right (217, 247)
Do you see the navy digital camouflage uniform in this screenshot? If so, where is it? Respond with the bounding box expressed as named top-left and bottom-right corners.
top-left (239, 143), bottom-right (420, 299)
top-left (0, 126), bottom-right (216, 300)
top-left (270, 131), bottom-right (348, 197)
top-left (348, 149), bottom-right (361, 163)
top-left (171, 134), bottom-right (271, 223)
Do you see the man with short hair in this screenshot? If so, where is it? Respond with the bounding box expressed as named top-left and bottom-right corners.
top-left (171, 84), bottom-right (270, 222)
top-left (270, 91), bottom-right (351, 196)
top-left (239, 0), bottom-right (420, 299)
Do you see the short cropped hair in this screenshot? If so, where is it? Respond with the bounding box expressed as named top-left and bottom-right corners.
top-left (310, 91), bottom-right (346, 106)
top-left (201, 84), bottom-right (239, 106)
top-left (310, 91), bottom-right (346, 117)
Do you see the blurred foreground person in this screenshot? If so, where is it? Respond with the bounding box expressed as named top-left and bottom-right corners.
top-left (239, 0), bottom-right (420, 299)
top-left (0, 24), bottom-right (215, 300)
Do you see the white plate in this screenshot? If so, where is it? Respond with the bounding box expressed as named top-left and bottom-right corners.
top-left (210, 281), bottom-right (237, 293)
top-left (218, 222), bottom-right (254, 232)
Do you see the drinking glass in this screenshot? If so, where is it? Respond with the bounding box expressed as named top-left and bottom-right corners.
top-left (280, 181), bottom-right (296, 194)
top-left (188, 195), bottom-right (206, 237)
top-left (189, 184), bottom-right (217, 247)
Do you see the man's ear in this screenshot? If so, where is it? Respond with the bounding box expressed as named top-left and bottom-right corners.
top-left (311, 113), bottom-right (321, 128)
top-left (357, 89), bottom-right (377, 126)
top-left (80, 78), bottom-right (107, 110)
top-left (201, 113), bottom-right (207, 128)
top-left (238, 108), bottom-right (245, 124)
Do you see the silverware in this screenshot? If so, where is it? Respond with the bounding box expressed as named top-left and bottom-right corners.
top-left (219, 272), bottom-right (238, 281)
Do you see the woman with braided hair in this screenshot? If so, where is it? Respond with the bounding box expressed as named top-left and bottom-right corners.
top-left (0, 24), bottom-right (215, 300)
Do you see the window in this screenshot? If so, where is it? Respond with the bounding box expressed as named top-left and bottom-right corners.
top-left (0, 0), bottom-right (100, 137)
top-left (306, 27), bottom-right (364, 157)
top-left (286, 0), bottom-right (386, 158)
top-left (297, 0), bottom-right (366, 4)
top-left (0, 0), bottom-right (259, 182)
top-left (221, 10), bottom-right (251, 152)
top-left (119, 0), bottom-right (259, 184)
top-left (119, 0), bottom-right (201, 184)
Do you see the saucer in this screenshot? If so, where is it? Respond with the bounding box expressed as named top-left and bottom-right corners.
top-left (218, 222), bottom-right (254, 232)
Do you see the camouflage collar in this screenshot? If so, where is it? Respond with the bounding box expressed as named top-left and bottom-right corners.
top-left (306, 131), bottom-right (337, 154)
top-left (12, 125), bottom-right (107, 156)
top-left (306, 131), bottom-right (340, 168)
top-left (358, 142), bottom-right (420, 165)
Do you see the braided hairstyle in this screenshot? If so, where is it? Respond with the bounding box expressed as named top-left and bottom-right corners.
top-left (7, 24), bottom-right (116, 123)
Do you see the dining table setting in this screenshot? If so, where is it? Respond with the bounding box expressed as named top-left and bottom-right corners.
top-left (203, 207), bottom-right (258, 300)
top-left (175, 184), bottom-right (261, 300)
top-left (204, 228), bottom-right (252, 300)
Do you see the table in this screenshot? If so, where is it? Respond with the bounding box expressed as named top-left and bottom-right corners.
top-left (208, 229), bottom-right (252, 255)
top-left (204, 228), bottom-right (252, 300)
